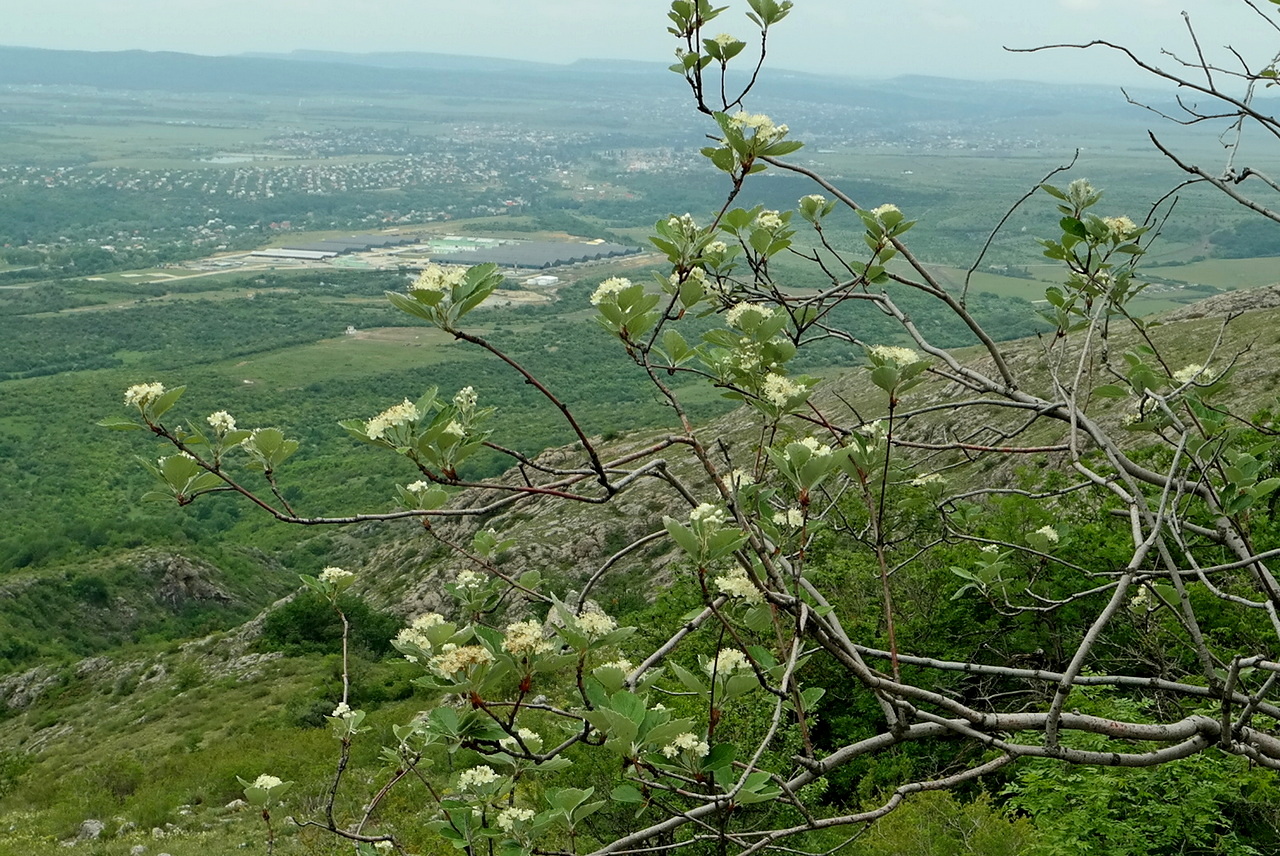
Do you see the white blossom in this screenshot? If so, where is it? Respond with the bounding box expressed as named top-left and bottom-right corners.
top-left (1173, 364), bottom-right (1204, 385)
top-left (453, 386), bottom-right (477, 410)
top-left (980, 543), bottom-right (1001, 554)
top-left (728, 112), bottom-right (788, 144)
top-left (432, 645), bottom-right (495, 676)
top-left (706, 240), bottom-right (728, 255)
top-left (577, 609), bottom-right (617, 639)
top-left (498, 728), bottom-right (542, 752)
top-left (1033, 525), bottom-right (1060, 545)
top-left (799, 436), bottom-right (832, 457)
top-left (870, 203), bottom-right (901, 219)
top-left (761, 373), bottom-right (801, 407)
top-left (600, 658), bottom-right (634, 672)
top-left (801, 194), bottom-right (827, 206)
top-left (1104, 215), bottom-right (1138, 240)
top-left (406, 480), bottom-right (431, 493)
top-left (366, 399), bottom-right (417, 441)
top-left (729, 469), bottom-right (755, 490)
top-left (503, 619), bottom-right (553, 657)
top-left (590, 276), bottom-right (632, 305)
top-left (319, 566), bottom-right (354, 585)
top-left (755, 210), bottom-right (784, 231)
top-left (455, 570), bottom-right (486, 590)
top-left (705, 648), bottom-right (750, 676)
top-left (457, 765), bottom-right (500, 790)
top-left (496, 806), bottom-right (536, 832)
top-left (869, 344), bottom-right (924, 366)
top-left (690, 503), bottom-right (728, 527)
top-left (725, 302), bottom-right (774, 329)
top-left (252, 774), bottom-right (283, 790)
top-left (411, 263), bottom-right (467, 294)
top-left (712, 32), bottom-right (739, 48)
top-left (443, 420), bottom-right (465, 438)
top-left (773, 508), bottom-right (805, 528)
top-left (662, 732), bottom-right (710, 759)
top-left (715, 567), bottom-right (763, 603)
top-left (124, 382), bottom-right (165, 408)
top-left (207, 410), bottom-right (236, 433)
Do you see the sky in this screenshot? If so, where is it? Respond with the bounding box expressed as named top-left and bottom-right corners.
top-left (7, 0), bottom-right (1280, 86)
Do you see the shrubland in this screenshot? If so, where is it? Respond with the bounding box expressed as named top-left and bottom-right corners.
top-left (11, 1), bottom-right (1280, 854)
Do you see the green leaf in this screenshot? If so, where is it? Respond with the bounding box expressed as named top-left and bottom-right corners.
top-left (1060, 217), bottom-right (1087, 239)
top-left (149, 385), bottom-right (186, 420)
top-left (98, 418), bottom-right (142, 431)
top-left (611, 784), bottom-right (645, 803)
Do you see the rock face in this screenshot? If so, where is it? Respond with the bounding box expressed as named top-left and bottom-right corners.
top-left (140, 554), bottom-right (232, 608)
top-left (0, 665), bottom-right (61, 711)
top-left (1160, 283), bottom-right (1280, 322)
top-left (78, 819), bottom-right (104, 840)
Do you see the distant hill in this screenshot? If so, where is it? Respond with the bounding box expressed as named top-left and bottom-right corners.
top-left (0, 44), bottom-right (1200, 124)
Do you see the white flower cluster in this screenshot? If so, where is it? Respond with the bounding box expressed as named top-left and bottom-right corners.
top-left (856, 420), bottom-right (885, 444)
top-left (577, 608), bottom-right (617, 639)
top-left (762, 372), bottom-right (802, 407)
top-left (411, 263), bottom-right (467, 294)
top-left (496, 806), bottom-right (536, 832)
top-left (457, 765), bottom-right (500, 790)
top-left (715, 566), bottom-right (763, 603)
top-left (773, 508), bottom-right (805, 528)
top-left (591, 276), bottom-right (632, 305)
top-left (319, 566), bottom-right (354, 585)
top-left (330, 701), bottom-right (359, 721)
top-left (667, 213), bottom-right (699, 234)
top-left (705, 648), bottom-right (751, 676)
top-left (455, 569), bottom-right (486, 590)
top-left (690, 503), bottom-right (728, 527)
top-left (503, 619), bottom-right (553, 657)
top-left (1172, 364), bottom-right (1204, 385)
top-left (662, 732), bottom-right (710, 759)
top-left (432, 644), bottom-right (496, 675)
top-left (798, 436), bottom-right (832, 457)
top-left (454, 386), bottom-right (477, 410)
top-left (1033, 525), bottom-right (1060, 545)
top-left (443, 420), bottom-right (465, 438)
top-left (252, 774), bottom-right (283, 790)
top-left (124, 382), bottom-right (165, 408)
top-left (705, 240), bottom-right (728, 255)
top-left (669, 266), bottom-right (707, 290)
top-left (600, 658), bottom-right (634, 672)
top-left (869, 344), bottom-right (924, 366)
top-left (801, 194), bottom-right (827, 206)
top-left (1103, 215), bottom-right (1138, 241)
top-left (728, 111), bottom-right (788, 144)
top-left (207, 410), bottom-right (236, 433)
top-left (980, 543), bottom-right (1001, 554)
top-left (725, 302), bottom-right (774, 329)
top-left (406, 480), bottom-right (431, 493)
top-left (711, 32), bottom-right (739, 47)
top-left (366, 399), bottom-right (417, 441)
top-left (869, 203), bottom-right (901, 220)
top-left (394, 613), bottom-right (446, 660)
top-left (729, 469), bottom-right (755, 490)
top-left (755, 209), bottom-right (784, 231)
top-left (498, 728), bottom-right (542, 752)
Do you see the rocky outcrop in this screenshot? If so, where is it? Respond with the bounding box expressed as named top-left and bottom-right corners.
top-left (138, 554), bottom-right (232, 608)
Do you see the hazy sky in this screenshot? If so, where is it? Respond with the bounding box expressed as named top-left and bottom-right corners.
top-left (8, 0), bottom-right (1280, 85)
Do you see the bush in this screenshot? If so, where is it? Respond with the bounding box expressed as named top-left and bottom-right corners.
top-left (259, 591), bottom-right (402, 657)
